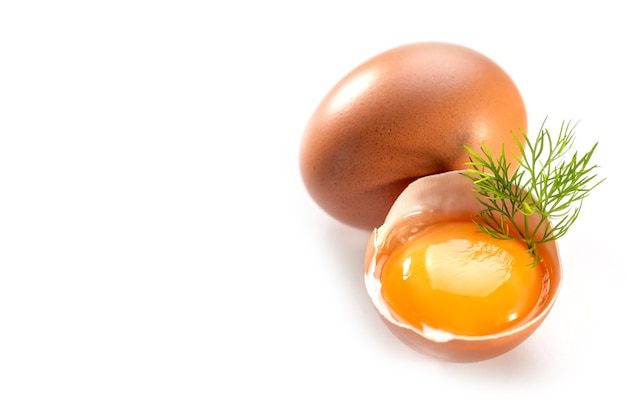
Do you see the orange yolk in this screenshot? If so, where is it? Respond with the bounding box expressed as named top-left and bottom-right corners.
top-left (380, 221), bottom-right (545, 337)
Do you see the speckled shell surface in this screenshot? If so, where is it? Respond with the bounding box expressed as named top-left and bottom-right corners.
top-left (300, 42), bottom-right (527, 230)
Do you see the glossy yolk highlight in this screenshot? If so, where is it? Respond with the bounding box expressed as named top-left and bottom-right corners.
top-left (380, 221), bottom-right (545, 337)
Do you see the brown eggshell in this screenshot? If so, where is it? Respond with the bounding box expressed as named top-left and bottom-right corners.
top-left (300, 42), bottom-right (527, 230)
top-left (364, 171), bottom-right (562, 362)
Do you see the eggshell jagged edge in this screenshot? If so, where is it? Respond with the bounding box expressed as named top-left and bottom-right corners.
top-left (364, 170), bottom-right (563, 359)
top-left (365, 170), bottom-right (484, 342)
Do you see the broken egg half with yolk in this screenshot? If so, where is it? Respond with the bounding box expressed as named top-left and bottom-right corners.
top-left (364, 170), bottom-right (562, 362)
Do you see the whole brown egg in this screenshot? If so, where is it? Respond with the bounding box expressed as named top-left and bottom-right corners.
top-left (299, 42), bottom-right (527, 230)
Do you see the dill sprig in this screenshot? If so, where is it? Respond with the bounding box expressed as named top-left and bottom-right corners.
top-left (461, 118), bottom-right (605, 265)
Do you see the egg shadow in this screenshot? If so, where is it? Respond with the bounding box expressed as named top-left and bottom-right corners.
top-left (322, 220), bottom-right (425, 354)
top-left (439, 341), bottom-right (548, 382)
top-left (322, 220), bottom-right (372, 284)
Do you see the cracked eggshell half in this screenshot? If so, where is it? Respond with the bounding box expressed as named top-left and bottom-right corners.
top-left (364, 170), bottom-right (562, 362)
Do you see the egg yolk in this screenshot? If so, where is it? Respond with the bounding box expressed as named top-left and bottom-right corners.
top-left (380, 221), bottom-right (545, 337)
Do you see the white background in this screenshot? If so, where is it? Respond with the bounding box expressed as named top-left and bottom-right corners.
top-left (1, 1), bottom-right (624, 415)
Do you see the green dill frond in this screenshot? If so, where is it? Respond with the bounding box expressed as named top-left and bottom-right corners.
top-left (461, 118), bottom-right (605, 265)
